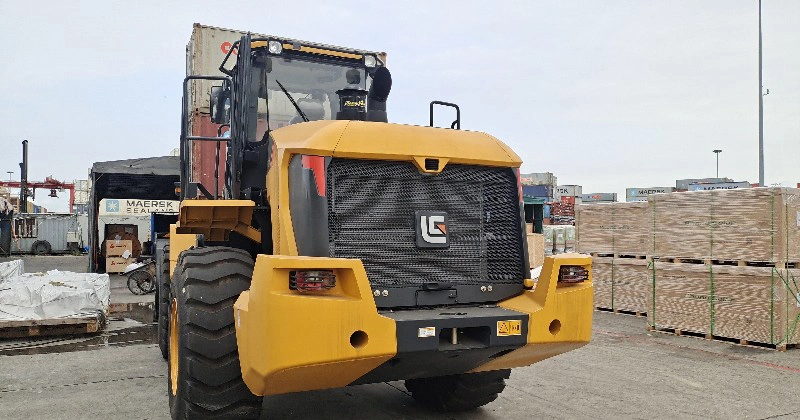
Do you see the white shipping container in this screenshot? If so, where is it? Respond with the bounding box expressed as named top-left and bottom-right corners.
top-left (676, 177), bottom-right (732, 190)
top-left (625, 196), bottom-right (649, 202)
top-left (626, 187), bottom-right (675, 198)
top-left (553, 185), bottom-right (582, 199)
top-left (687, 182), bottom-right (751, 191)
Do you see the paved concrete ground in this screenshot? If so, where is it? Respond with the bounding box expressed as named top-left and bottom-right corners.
top-left (1, 256), bottom-right (799, 419)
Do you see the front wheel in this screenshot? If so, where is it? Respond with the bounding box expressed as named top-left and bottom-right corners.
top-left (168, 246), bottom-right (262, 419)
top-left (405, 369), bottom-right (511, 412)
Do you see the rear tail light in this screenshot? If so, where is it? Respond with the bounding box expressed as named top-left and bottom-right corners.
top-left (558, 265), bottom-right (588, 284)
top-left (289, 270), bottom-right (336, 291)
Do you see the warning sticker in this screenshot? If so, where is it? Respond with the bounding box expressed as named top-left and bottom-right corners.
top-left (497, 320), bottom-right (522, 337)
top-left (418, 327), bottom-right (436, 338)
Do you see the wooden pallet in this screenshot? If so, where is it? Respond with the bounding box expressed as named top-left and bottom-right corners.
top-left (589, 252), bottom-right (650, 260)
top-left (647, 325), bottom-right (794, 352)
top-left (653, 256), bottom-right (798, 268)
top-left (596, 307), bottom-right (646, 317)
top-left (0, 312), bottom-right (105, 339)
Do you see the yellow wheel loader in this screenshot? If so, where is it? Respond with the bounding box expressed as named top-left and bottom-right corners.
top-left (161, 32), bottom-right (593, 419)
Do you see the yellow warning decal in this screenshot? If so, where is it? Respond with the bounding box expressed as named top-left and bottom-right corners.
top-left (497, 320), bottom-right (522, 337)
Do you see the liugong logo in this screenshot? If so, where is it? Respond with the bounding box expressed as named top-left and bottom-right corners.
top-left (415, 211), bottom-right (449, 249)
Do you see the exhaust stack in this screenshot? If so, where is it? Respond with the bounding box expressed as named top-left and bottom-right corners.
top-left (367, 67), bottom-right (392, 123)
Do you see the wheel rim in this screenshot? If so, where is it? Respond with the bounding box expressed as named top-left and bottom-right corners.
top-left (169, 298), bottom-right (179, 396)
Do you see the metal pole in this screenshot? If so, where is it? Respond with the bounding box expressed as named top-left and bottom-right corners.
top-left (758, 0), bottom-right (764, 186)
top-left (713, 149), bottom-right (722, 178)
top-left (20, 140), bottom-right (28, 213)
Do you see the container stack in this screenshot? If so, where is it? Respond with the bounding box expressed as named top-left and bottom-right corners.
top-left (577, 187), bottom-right (800, 349)
top-left (549, 201), bottom-right (575, 225)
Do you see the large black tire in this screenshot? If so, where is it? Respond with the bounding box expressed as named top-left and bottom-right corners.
top-left (168, 247), bottom-right (262, 419)
top-left (405, 369), bottom-right (511, 412)
top-left (31, 240), bottom-right (52, 255)
top-left (157, 246), bottom-right (170, 360)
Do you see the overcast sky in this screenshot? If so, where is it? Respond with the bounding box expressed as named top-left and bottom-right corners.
top-left (1, 0), bottom-right (797, 211)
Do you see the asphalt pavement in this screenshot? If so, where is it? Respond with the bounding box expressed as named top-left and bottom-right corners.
top-left (1, 256), bottom-right (798, 420)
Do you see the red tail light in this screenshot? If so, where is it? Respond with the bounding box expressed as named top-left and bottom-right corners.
top-left (289, 270), bottom-right (336, 291)
top-left (558, 266), bottom-right (588, 284)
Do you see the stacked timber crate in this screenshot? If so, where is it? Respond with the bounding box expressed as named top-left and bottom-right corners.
top-left (649, 187), bottom-right (799, 349)
top-left (576, 202), bottom-right (651, 315)
top-left (577, 187), bottom-right (800, 350)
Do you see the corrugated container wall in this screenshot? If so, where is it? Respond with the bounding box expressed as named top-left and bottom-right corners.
top-left (581, 193), bottom-right (617, 202)
top-left (553, 185), bottom-right (582, 199)
top-left (675, 177), bottom-right (733, 190)
top-left (687, 182), bottom-right (751, 191)
top-left (626, 187), bottom-right (674, 202)
top-left (520, 172), bottom-right (557, 186)
top-left (522, 185), bottom-right (552, 199)
top-left (13, 213), bottom-right (79, 254)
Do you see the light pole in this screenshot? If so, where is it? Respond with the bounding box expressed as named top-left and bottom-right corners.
top-left (5, 171), bottom-right (12, 182)
top-left (713, 150), bottom-right (722, 178)
top-left (758, 0), bottom-right (764, 186)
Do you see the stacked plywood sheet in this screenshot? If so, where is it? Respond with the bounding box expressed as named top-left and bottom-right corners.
top-left (592, 257), bottom-right (614, 309)
top-left (652, 188), bottom-right (800, 263)
top-left (647, 263), bottom-right (800, 347)
top-left (579, 188), bottom-right (800, 348)
top-left (591, 257), bottom-right (651, 314)
top-left (526, 233), bottom-right (545, 269)
top-left (576, 202), bottom-right (650, 256)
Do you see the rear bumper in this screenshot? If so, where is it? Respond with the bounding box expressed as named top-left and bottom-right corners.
top-left (234, 254), bottom-right (592, 396)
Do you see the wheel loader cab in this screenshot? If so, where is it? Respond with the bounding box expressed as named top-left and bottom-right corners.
top-left (166, 32), bottom-right (593, 420)
top-left (243, 42), bottom-right (378, 136)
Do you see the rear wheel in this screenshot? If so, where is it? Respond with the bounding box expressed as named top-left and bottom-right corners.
top-left (405, 369), bottom-right (511, 412)
top-left (157, 247), bottom-right (170, 359)
top-left (168, 246), bottom-right (262, 419)
top-left (31, 240), bottom-right (51, 255)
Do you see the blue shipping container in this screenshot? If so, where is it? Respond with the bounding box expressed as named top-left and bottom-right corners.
top-left (523, 185), bottom-right (551, 198)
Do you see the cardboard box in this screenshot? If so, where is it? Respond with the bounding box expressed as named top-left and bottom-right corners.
top-left (106, 257), bottom-right (135, 273)
top-left (106, 240), bottom-right (133, 257)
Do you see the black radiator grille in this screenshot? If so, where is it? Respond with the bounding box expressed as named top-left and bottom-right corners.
top-left (327, 159), bottom-right (524, 288)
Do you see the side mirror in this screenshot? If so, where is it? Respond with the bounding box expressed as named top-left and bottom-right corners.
top-left (210, 86), bottom-right (231, 124)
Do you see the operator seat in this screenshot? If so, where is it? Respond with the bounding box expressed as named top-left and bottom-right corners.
top-left (289, 98), bottom-right (325, 124)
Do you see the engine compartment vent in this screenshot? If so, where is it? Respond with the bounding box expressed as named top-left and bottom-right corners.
top-left (424, 158), bottom-right (439, 171)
